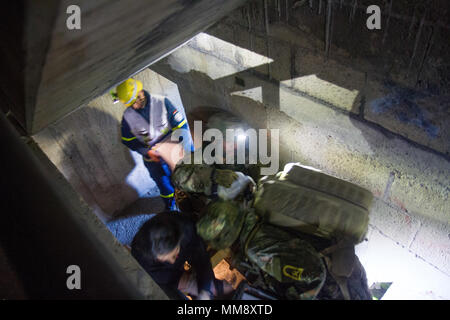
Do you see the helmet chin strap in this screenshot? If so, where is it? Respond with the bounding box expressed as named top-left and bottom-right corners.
top-left (109, 89), bottom-right (119, 104)
top-left (124, 80), bottom-right (138, 106)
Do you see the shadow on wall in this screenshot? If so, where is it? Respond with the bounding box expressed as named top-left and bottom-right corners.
top-left (171, 24), bottom-right (449, 156)
top-left (152, 31), bottom-right (449, 221)
top-left (216, 54), bottom-right (364, 117)
top-left (166, 32), bottom-right (365, 115)
top-left (116, 198), bottom-right (165, 220)
top-left (33, 103), bottom-right (161, 222)
top-left (164, 30), bottom-right (448, 156)
top-left (153, 32), bottom-right (367, 164)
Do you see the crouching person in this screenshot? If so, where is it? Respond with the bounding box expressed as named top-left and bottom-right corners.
top-left (131, 211), bottom-right (231, 300)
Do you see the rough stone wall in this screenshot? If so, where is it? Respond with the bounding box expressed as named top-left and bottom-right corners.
top-left (210, 0), bottom-right (450, 157)
top-left (149, 0), bottom-right (450, 282)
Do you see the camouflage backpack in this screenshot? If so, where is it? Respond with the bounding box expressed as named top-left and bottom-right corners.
top-left (196, 200), bottom-right (327, 300)
top-left (174, 162), bottom-right (372, 300)
top-left (253, 163), bottom-right (373, 244)
top-left (196, 200), bottom-right (246, 250)
top-left (239, 209), bottom-right (327, 300)
top-left (172, 163), bottom-right (215, 196)
top-left (172, 162), bottom-right (255, 203)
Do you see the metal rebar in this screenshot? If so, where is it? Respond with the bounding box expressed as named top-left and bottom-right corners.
top-left (382, 0), bottom-right (393, 45)
top-left (247, 3), bottom-right (252, 32)
top-left (349, 0), bottom-right (357, 23)
top-left (286, 0), bottom-right (289, 22)
top-left (408, 11), bottom-right (427, 72)
top-left (278, 0), bottom-right (281, 20)
top-left (264, 0), bottom-right (270, 35)
top-left (408, 6), bottom-right (417, 39)
top-left (416, 25), bottom-right (435, 86)
top-left (325, 0), bottom-right (333, 57)
top-left (267, 38), bottom-right (272, 79)
top-left (327, 0), bottom-right (449, 30)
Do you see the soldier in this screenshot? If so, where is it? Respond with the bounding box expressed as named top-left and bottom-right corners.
top-left (131, 211), bottom-right (234, 300)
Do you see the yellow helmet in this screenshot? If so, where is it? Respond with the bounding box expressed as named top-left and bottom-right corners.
top-left (111, 78), bottom-right (143, 107)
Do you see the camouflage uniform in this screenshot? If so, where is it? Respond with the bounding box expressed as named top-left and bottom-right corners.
top-left (171, 161), bottom-right (372, 300)
top-left (172, 160), bottom-right (255, 216)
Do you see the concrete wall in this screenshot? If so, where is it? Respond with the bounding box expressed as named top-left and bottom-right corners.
top-left (2, 1), bottom-right (254, 297)
top-left (145, 0), bottom-right (450, 297)
top-left (0, 111), bottom-right (167, 299)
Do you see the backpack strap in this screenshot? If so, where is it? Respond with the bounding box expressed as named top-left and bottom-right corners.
top-left (210, 167), bottom-right (218, 199)
top-left (322, 255), bottom-right (352, 300)
top-left (321, 238), bottom-right (354, 256)
top-left (321, 239), bottom-right (356, 300)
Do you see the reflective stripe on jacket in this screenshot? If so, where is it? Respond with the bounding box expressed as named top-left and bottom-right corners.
top-left (120, 91), bottom-right (188, 157)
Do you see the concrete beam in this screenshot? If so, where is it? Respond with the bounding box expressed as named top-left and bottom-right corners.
top-left (0, 1), bottom-right (60, 131)
top-left (0, 110), bottom-right (168, 299)
top-left (2, 0), bottom-right (248, 135)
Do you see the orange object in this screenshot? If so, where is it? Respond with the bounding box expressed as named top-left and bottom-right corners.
top-left (147, 149), bottom-right (160, 162)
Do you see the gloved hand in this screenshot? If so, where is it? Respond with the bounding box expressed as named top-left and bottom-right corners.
top-left (214, 169), bottom-right (238, 188)
top-left (147, 148), bottom-right (160, 162)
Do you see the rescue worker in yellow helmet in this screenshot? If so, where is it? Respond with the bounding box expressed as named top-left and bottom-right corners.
top-left (111, 78), bottom-right (193, 211)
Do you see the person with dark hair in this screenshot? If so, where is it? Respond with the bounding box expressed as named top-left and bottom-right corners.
top-left (131, 211), bottom-right (227, 300)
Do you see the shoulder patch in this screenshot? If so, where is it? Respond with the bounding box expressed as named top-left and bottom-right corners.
top-left (173, 111), bottom-right (183, 123)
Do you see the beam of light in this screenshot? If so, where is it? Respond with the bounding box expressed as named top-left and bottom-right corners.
top-left (168, 33), bottom-right (273, 80)
top-left (280, 74), bottom-right (360, 113)
top-left (231, 86), bottom-right (263, 103)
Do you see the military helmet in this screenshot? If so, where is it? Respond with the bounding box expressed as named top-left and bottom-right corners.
top-left (196, 200), bottom-right (246, 250)
top-left (172, 163), bottom-right (214, 195)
